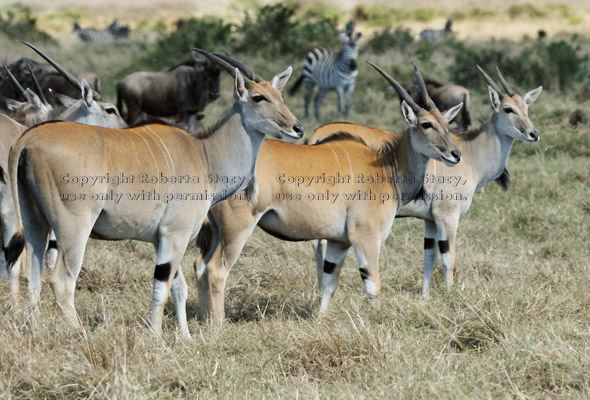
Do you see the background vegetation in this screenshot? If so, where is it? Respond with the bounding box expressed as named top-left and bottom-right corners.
top-left (1, 1), bottom-right (589, 398)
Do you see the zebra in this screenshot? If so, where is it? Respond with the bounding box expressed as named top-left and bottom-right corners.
top-left (289, 31), bottom-right (362, 121)
top-left (419, 20), bottom-right (453, 42)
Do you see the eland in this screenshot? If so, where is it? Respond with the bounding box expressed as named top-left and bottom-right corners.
top-left (310, 65), bottom-right (542, 297)
top-left (6, 50), bottom-right (303, 338)
top-left (193, 62), bottom-right (463, 324)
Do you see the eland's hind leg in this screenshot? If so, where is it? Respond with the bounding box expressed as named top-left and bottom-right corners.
top-left (197, 206), bottom-right (260, 324)
top-left (350, 233), bottom-right (382, 309)
top-left (50, 220), bottom-right (94, 329)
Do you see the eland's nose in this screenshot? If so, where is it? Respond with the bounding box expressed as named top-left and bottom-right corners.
top-left (293, 122), bottom-right (304, 137)
top-left (451, 149), bottom-right (462, 162)
top-left (529, 130), bottom-right (539, 142)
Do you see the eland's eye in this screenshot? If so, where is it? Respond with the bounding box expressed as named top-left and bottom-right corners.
top-left (421, 122), bottom-right (433, 129)
top-left (106, 108), bottom-right (117, 115)
top-left (252, 95), bottom-right (267, 103)
top-left (504, 107), bottom-right (515, 114)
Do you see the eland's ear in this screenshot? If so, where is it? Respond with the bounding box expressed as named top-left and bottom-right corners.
top-left (443, 102), bottom-right (463, 123)
top-left (401, 100), bottom-right (417, 128)
top-left (25, 88), bottom-right (44, 111)
top-left (50, 88), bottom-right (76, 108)
top-left (488, 86), bottom-right (501, 112)
top-left (234, 68), bottom-right (248, 102)
top-left (523, 86), bottom-right (542, 106)
top-left (270, 66), bottom-right (292, 91)
top-left (5, 99), bottom-right (24, 112)
top-left (81, 79), bottom-right (93, 107)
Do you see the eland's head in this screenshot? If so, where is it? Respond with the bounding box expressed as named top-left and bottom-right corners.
top-left (192, 49), bottom-right (304, 141)
top-left (369, 61), bottom-right (462, 166)
top-left (477, 65), bottom-right (542, 144)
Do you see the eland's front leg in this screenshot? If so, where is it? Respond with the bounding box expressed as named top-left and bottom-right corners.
top-left (152, 234), bottom-right (191, 337)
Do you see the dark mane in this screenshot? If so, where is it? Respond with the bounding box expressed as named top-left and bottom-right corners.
top-left (452, 123), bottom-right (486, 142)
top-left (312, 131), bottom-right (368, 147)
top-left (424, 78), bottom-right (444, 88)
top-left (494, 168), bottom-right (510, 190)
top-left (376, 139), bottom-right (401, 200)
top-left (188, 111), bottom-right (234, 140)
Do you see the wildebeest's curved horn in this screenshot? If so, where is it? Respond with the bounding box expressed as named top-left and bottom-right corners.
top-left (22, 41), bottom-right (103, 101)
top-left (192, 48), bottom-right (249, 83)
top-left (496, 66), bottom-right (515, 97)
top-left (26, 63), bottom-right (48, 105)
top-left (413, 62), bottom-right (436, 110)
top-left (367, 61), bottom-right (422, 115)
top-left (212, 52), bottom-right (263, 83)
top-left (476, 65), bottom-right (504, 98)
top-left (2, 60), bottom-right (27, 98)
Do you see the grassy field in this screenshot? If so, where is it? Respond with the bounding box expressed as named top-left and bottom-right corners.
top-left (1, 0), bottom-right (590, 398)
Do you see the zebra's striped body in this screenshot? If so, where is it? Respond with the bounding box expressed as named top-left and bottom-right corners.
top-left (420, 20), bottom-right (453, 42)
top-left (290, 32), bottom-right (361, 121)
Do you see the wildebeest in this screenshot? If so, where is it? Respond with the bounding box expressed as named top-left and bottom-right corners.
top-left (0, 56), bottom-right (101, 108)
top-left (73, 19), bottom-right (130, 42)
top-left (393, 78), bottom-right (471, 131)
top-left (115, 57), bottom-right (221, 131)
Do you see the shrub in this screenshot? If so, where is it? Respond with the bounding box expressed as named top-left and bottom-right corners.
top-left (149, 16), bottom-right (233, 69)
top-left (366, 27), bottom-right (414, 54)
top-left (235, 3), bottom-right (339, 57)
top-left (0, 3), bottom-right (54, 43)
top-left (450, 39), bottom-right (587, 92)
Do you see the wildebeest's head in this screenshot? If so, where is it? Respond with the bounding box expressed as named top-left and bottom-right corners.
top-left (202, 59), bottom-right (221, 101)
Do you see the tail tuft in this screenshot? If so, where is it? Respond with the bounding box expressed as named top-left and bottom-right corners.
top-left (196, 220), bottom-right (214, 256)
top-left (4, 230), bottom-right (25, 270)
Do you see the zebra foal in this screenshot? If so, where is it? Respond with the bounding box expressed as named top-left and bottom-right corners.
top-left (290, 31), bottom-right (361, 121)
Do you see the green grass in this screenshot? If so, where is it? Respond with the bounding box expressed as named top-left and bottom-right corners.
top-left (1, 4), bottom-right (590, 398)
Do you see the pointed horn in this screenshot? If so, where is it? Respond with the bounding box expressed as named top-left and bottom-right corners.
top-left (496, 66), bottom-right (515, 96)
top-left (367, 61), bottom-right (422, 114)
top-left (22, 41), bottom-right (103, 101)
top-left (212, 52), bottom-right (262, 82)
top-left (412, 62), bottom-right (436, 110)
top-left (476, 65), bottom-right (504, 98)
top-left (2, 60), bottom-right (27, 98)
top-left (191, 48), bottom-right (247, 83)
top-left (26, 63), bottom-right (48, 105)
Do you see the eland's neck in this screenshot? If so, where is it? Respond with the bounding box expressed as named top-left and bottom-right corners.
top-left (394, 130), bottom-right (430, 206)
top-left (198, 105), bottom-right (265, 205)
top-left (464, 116), bottom-right (515, 192)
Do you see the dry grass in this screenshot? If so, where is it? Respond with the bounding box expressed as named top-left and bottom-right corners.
top-left (1, 1), bottom-right (590, 398)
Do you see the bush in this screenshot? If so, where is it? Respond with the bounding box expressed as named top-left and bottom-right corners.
top-left (150, 16), bottom-right (233, 69)
top-left (450, 39), bottom-right (588, 92)
top-left (366, 27), bottom-right (414, 54)
top-left (0, 3), bottom-right (54, 43)
top-left (235, 3), bottom-right (339, 58)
